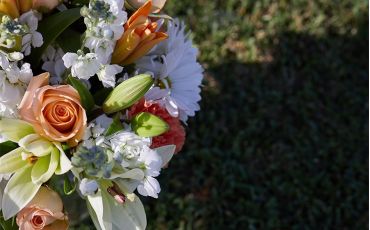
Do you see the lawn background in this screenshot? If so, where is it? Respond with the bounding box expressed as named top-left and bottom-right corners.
top-left (74, 0), bottom-right (369, 229)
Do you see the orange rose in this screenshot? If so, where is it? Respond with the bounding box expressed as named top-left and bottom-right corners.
top-left (19, 73), bottom-right (86, 147)
top-left (16, 186), bottom-right (68, 230)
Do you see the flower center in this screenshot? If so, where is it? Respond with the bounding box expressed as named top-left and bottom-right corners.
top-left (31, 215), bottom-right (45, 228)
top-left (157, 77), bottom-right (172, 89)
top-left (27, 155), bottom-right (38, 165)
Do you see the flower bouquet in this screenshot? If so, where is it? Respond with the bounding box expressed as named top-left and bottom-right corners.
top-left (0, 0), bottom-right (203, 229)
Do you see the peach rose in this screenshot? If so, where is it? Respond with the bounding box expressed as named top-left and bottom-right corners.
top-left (19, 73), bottom-right (86, 147)
top-left (16, 186), bottom-right (68, 230)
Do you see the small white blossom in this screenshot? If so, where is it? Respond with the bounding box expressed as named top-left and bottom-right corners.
top-left (109, 131), bottom-right (163, 198)
top-left (42, 45), bottom-right (66, 84)
top-left (97, 64), bottom-right (123, 88)
top-left (0, 53), bottom-right (32, 117)
top-left (19, 11), bottom-right (43, 56)
top-left (136, 149), bottom-right (162, 198)
top-left (82, 0), bottom-right (127, 63)
top-left (82, 115), bottom-right (113, 149)
top-left (63, 52), bottom-right (100, 80)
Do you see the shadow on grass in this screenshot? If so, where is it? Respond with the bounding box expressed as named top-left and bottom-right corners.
top-left (144, 12), bottom-right (368, 230)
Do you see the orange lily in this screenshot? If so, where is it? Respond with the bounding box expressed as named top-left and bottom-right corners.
top-left (17, 0), bottom-right (32, 14)
top-left (0, 0), bottom-right (19, 18)
top-left (111, 0), bottom-right (168, 66)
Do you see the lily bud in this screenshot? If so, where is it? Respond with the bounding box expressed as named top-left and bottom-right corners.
top-left (103, 74), bottom-right (154, 114)
top-left (111, 0), bottom-right (168, 65)
top-left (31, 0), bottom-right (61, 13)
top-left (0, 0), bottom-right (19, 18)
top-left (131, 112), bottom-right (169, 137)
top-left (125, 0), bottom-right (167, 13)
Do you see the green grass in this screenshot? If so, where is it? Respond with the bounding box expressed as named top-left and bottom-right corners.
top-left (71, 0), bottom-right (368, 229)
top-left (143, 0), bottom-right (369, 229)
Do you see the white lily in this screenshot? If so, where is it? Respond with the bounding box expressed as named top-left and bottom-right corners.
top-left (0, 118), bottom-right (72, 219)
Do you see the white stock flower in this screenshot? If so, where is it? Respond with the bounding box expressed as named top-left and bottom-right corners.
top-left (82, 114), bottom-right (113, 149)
top-left (82, 0), bottom-right (127, 63)
top-left (136, 149), bottom-right (162, 198)
top-left (109, 131), bottom-right (163, 198)
top-left (42, 45), bottom-right (66, 84)
top-left (0, 53), bottom-right (33, 117)
top-left (110, 132), bottom-right (151, 168)
top-left (19, 11), bottom-right (43, 56)
top-left (97, 64), bottom-right (123, 88)
top-left (63, 52), bottom-right (100, 80)
top-left (136, 19), bottom-right (204, 122)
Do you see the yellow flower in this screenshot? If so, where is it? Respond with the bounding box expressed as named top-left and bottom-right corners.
top-left (111, 0), bottom-right (168, 66)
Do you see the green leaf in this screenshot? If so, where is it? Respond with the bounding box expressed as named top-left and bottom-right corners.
top-left (71, 0), bottom-right (90, 6)
top-left (29, 7), bottom-right (81, 66)
top-left (63, 174), bottom-right (77, 195)
top-left (131, 112), bottom-right (169, 137)
top-left (94, 88), bottom-right (113, 106)
top-left (105, 114), bottom-right (124, 136)
top-left (0, 141), bottom-right (17, 156)
top-left (67, 76), bottom-right (95, 113)
top-left (0, 215), bottom-right (17, 230)
top-left (149, 13), bottom-right (174, 21)
top-left (56, 28), bottom-right (82, 53)
top-left (103, 74), bottom-right (154, 114)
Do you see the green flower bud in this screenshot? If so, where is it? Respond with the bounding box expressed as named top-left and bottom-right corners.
top-left (131, 112), bottom-right (169, 137)
top-left (103, 74), bottom-right (154, 114)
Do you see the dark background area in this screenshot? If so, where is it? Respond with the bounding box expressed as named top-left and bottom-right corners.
top-left (142, 0), bottom-right (369, 229)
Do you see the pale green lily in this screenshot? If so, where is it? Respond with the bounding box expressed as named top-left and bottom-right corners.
top-left (87, 186), bottom-right (147, 230)
top-left (0, 118), bottom-right (72, 219)
top-left (84, 145), bottom-right (176, 230)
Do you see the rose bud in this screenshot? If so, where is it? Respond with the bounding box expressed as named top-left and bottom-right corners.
top-left (16, 186), bottom-right (68, 230)
top-left (111, 0), bottom-right (168, 65)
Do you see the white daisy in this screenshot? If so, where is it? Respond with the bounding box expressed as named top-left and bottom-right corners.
top-left (136, 19), bottom-right (203, 122)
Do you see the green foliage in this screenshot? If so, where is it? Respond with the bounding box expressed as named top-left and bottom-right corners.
top-left (64, 174), bottom-right (77, 195)
top-left (0, 141), bottom-right (17, 156)
top-left (105, 114), bottom-right (124, 136)
top-left (67, 75), bottom-right (95, 114)
top-left (0, 215), bottom-right (17, 230)
top-left (29, 7), bottom-right (81, 66)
